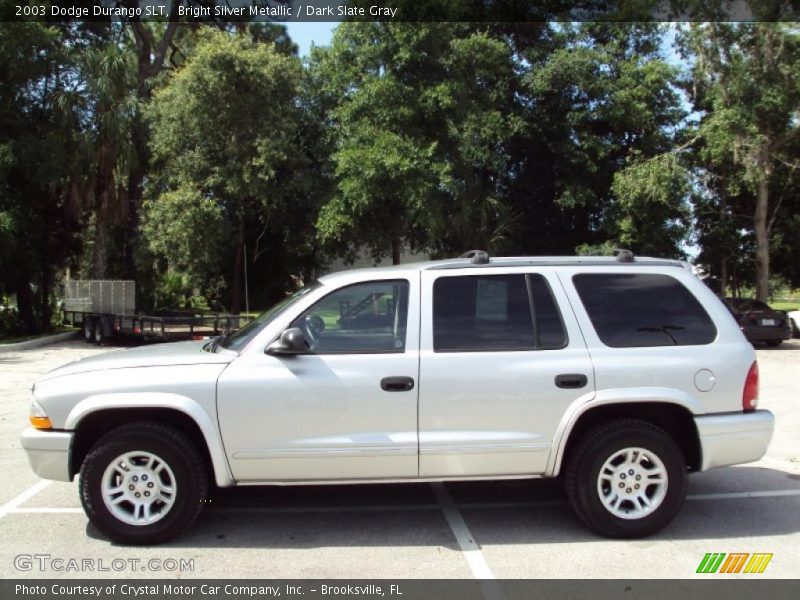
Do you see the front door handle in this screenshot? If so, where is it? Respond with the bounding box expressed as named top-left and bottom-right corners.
top-left (381, 376), bottom-right (415, 392)
top-left (555, 374), bottom-right (588, 389)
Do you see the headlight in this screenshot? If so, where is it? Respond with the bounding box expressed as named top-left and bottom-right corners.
top-left (29, 397), bottom-right (52, 430)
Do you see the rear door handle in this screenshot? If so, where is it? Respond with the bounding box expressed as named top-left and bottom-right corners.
top-left (555, 374), bottom-right (588, 389)
top-left (381, 376), bottom-right (415, 392)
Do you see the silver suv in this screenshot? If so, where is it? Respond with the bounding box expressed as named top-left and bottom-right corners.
top-left (21, 251), bottom-right (774, 544)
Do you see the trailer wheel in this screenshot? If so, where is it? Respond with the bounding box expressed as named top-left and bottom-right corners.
top-left (93, 319), bottom-right (107, 346)
top-left (83, 317), bottom-right (95, 342)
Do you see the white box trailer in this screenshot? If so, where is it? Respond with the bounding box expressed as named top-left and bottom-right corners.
top-left (62, 279), bottom-right (249, 344)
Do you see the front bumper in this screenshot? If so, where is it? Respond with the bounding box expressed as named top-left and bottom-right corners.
top-left (20, 427), bottom-right (74, 481)
top-left (694, 410), bottom-right (774, 471)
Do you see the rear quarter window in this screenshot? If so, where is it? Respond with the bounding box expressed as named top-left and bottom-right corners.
top-left (573, 273), bottom-right (717, 347)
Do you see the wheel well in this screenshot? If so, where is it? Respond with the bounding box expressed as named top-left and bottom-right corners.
top-left (70, 408), bottom-right (214, 480)
top-left (559, 402), bottom-right (701, 473)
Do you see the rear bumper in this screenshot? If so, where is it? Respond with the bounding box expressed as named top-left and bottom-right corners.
top-left (694, 410), bottom-right (774, 471)
top-left (740, 325), bottom-right (792, 342)
top-left (20, 427), bottom-right (73, 482)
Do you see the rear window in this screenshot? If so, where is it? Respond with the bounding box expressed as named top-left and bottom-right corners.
top-left (573, 273), bottom-right (717, 347)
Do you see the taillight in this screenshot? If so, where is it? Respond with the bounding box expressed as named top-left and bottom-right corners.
top-left (743, 361), bottom-right (759, 411)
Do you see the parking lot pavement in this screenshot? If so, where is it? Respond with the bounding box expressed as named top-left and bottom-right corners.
top-left (1, 339), bottom-right (798, 579)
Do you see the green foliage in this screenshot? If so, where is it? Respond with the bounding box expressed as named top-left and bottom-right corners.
top-left (2, 14), bottom-right (799, 311)
top-left (144, 28), bottom-right (306, 311)
top-left (510, 23), bottom-right (686, 257)
top-left (141, 187), bottom-right (226, 300)
top-left (311, 23), bottom-right (522, 261)
top-left (612, 152), bottom-right (690, 257)
top-left (680, 22), bottom-right (800, 297)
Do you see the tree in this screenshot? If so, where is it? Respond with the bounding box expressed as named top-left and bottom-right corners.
top-left (311, 23), bottom-right (520, 264)
top-left (0, 14), bottom-right (84, 332)
top-left (79, 40), bottom-right (137, 278)
top-left (512, 23), bottom-right (686, 257)
top-left (680, 23), bottom-right (800, 300)
top-left (144, 29), bottom-right (304, 313)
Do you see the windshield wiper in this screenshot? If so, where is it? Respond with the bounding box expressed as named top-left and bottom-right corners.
top-left (636, 324), bottom-right (685, 345)
top-left (204, 331), bottom-right (230, 353)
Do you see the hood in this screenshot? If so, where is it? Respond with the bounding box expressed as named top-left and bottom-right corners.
top-left (38, 340), bottom-right (235, 382)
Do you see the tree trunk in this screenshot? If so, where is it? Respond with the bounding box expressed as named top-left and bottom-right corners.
top-left (123, 112), bottom-right (148, 281)
top-left (94, 217), bottom-right (108, 278)
top-left (754, 177), bottom-right (770, 302)
top-left (15, 277), bottom-right (38, 334)
top-left (391, 238), bottom-right (402, 265)
top-left (719, 258), bottom-right (727, 297)
top-left (230, 217), bottom-right (245, 315)
top-left (40, 263), bottom-right (52, 333)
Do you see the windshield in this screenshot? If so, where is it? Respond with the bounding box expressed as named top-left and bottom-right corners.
top-left (219, 283), bottom-right (320, 352)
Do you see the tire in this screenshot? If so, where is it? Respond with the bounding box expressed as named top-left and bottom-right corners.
top-left (92, 319), bottom-right (106, 346)
top-left (564, 419), bottom-right (687, 538)
top-left (80, 422), bottom-right (208, 545)
top-left (765, 340), bottom-right (782, 347)
top-left (82, 317), bottom-right (94, 342)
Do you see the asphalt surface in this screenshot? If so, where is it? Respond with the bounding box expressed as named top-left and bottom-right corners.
top-left (1, 338), bottom-right (798, 579)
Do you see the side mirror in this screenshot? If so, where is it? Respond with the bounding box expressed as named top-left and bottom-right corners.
top-left (266, 327), bottom-right (308, 355)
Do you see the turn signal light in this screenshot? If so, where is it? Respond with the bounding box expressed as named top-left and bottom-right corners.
top-left (29, 415), bottom-right (53, 430)
top-left (29, 397), bottom-right (52, 430)
top-left (742, 361), bottom-right (759, 412)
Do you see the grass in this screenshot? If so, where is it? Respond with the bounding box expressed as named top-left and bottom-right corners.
top-left (771, 302), bottom-right (799, 312)
top-left (0, 326), bottom-right (78, 345)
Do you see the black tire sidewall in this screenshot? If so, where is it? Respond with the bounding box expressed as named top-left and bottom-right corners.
top-left (80, 428), bottom-right (204, 545)
top-left (571, 426), bottom-right (687, 538)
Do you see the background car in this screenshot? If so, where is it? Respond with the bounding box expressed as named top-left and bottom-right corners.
top-left (788, 309), bottom-right (800, 338)
top-left (724, 298), bottom-right (792, 346)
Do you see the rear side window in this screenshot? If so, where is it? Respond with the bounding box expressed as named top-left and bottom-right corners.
top-left (433, 274), bottom-right (566, 352)
top-left (573, 273), bottom-right (717, 347)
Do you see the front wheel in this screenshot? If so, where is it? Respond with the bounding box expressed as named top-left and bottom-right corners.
top-left (80, 422), bottom-right (208, 544)
top-left (564, 420), bottom-right (687, 538)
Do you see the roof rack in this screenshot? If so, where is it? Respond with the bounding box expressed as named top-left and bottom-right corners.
top-left (613, 248), bottom-right (634, 263)
top-left (459, 249), bottom-right (490, 265)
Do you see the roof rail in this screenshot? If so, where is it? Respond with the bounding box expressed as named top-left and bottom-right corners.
top-left (613, 248), bottom-right (634, 263)
top-left (459, 249), bottom-right (490, 265)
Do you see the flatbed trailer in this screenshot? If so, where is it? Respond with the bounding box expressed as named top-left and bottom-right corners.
top-left (62, 280), bottom-right (250, 344)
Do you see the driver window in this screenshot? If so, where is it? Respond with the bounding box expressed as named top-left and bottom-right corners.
top-left (291, 280), bottom-right (410, 354)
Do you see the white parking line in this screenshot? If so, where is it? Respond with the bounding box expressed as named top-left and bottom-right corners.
top-left (0, 480), bottom-right (51, 519)
top-left (687, 489), bottom-right (800, 500)
top-left (431, 483), bottom-right (496, 578)
top-left (11, 507), bottom-right (82, 514)
top-left (5, 487), bottom-right (799, 517)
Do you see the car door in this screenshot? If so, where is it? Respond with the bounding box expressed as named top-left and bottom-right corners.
top-left (418, 268), bottom-right (595, 477)
top-left (217, 277), bottom-right (420, 482)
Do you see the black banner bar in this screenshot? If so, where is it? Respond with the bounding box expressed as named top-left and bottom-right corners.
top-left (3, 0), bottom-right (799, 23)
top-left (2, 580), bottom-right (799, 600)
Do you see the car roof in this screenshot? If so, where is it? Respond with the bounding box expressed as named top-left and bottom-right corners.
top-left (318, 255), bottom-right (690, 285)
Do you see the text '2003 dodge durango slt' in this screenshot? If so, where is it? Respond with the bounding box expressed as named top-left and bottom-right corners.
top-left (21, 251), bottom-right (774, 544)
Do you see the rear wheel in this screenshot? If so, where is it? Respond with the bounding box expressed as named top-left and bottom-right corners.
top-left (82, 317), bottom-right (94, 342)
top-left (92, 319), bottom-right (106, 345)
top-left (765, 340), bottom-right (782, 347)
top-left (564, 419), bottom-right (687, 538)
top-left (80, 422), bottom-right (208, 545)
